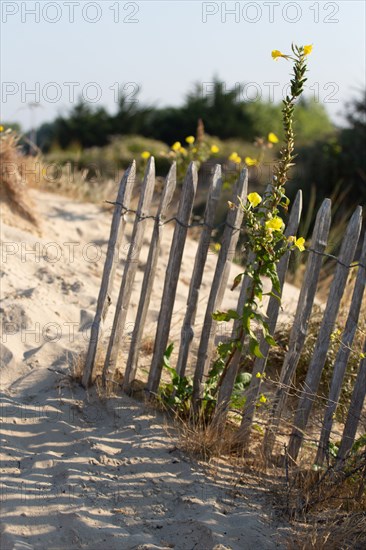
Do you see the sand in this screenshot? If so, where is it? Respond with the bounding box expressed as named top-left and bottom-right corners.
top-left (0, 189), bottom-right (299, 549)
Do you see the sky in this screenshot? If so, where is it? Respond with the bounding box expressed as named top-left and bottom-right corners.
top-left (1, 0), bottom-right (365, 131)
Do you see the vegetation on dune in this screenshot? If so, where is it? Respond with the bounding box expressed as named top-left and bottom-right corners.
top-left (31, 76), bottom-right (334, 153)
top-left (0, 127), bottom-right (39, 227)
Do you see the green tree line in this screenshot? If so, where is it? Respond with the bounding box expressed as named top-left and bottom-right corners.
top-left (35, 78), bottom-right (334, 151)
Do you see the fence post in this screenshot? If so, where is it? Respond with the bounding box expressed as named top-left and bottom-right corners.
top-left (147, 162), bottom-right (198, 395)
top-left (236, 191), bottom-right (303, 447)
top-left (176, 165), bottom-right (223, 378)
top-left (82, 162), bottom-right (136, 387)
top-left (263, 198), bottom-right (332, 458)
top-left (336, 336), bottom-right (366, 463)
top-left (102, 158), bottom-right (156, 388)
top-left (192, 168), bottom-right (248, 408)
top-left (123, 163), bottom-right (177, 392)
top-left (288, 206), bottom-right (362, 462)
top-left (316, 229), bottom-right (366, 465)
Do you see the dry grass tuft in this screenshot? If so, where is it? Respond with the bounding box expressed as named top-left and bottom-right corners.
top-left (0, 129), bottom-right (40, 229)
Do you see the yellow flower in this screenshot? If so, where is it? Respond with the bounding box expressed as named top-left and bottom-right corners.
top-left (172, 141), bottom-right (181, 151)
top-left (185, 136), bottom-right (195, 144)
top-left (211, 144), bottom-right (219, 154)
top-left (245, 156), bottom-right (258, 166)
top-left (0, 125), bottom-right (4, 132)
top-left (256, 372), bottom-right (262, 378)
top-left (268, 132), bottom-right (279, 144)
top-left (179, 146), bottom-right (187, 156)
top-left (303, 44), bottom-right (313, 56)
top-left (259, 394), bottom-right (267, 404)
top-left (294, 237), bottom-right (305, 251)
top-left (213, 243), bottom-right (221, 252)
top-left (192, 147), bottom-right (197, 153)
top-left (141, 151), bottom-right (151, 160)
top-left (229, 152), bottom-right (241, 164)
top-left (265, 217), bottom-right (284, 231)
top-left (272, 49), bottom-right (284, 60)
top-left (248, 192), bottom-right (262, 208)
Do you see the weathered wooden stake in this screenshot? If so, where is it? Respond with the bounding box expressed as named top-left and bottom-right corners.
top-left (82, 162), bottom-right (136, 387)
top-left (288, 206), bottom-right (362, 462)
top-left (102, 158), bottom-right (156, 387)
top-left (123, 164), bottom-right (177, 392)
top-left (176, 165), bottom-right (223, 378)
top-left (263, 198), bottom-right (332, 457)
top-left (147, 162), bottom-right (198, 395)
top-left (192, 168), bottom-right (248, 408)
top-left (316, 228), bottom-right (366, 465)
top-left (337, 336), bottom-right (366, 463)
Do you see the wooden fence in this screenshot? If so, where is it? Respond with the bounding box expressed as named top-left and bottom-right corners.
top-left (82, 158), bottom-right (366, 466)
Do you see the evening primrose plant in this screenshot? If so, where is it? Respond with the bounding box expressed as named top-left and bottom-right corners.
top-left (158, 45), bottom-right (311, 421)
top-left (212, 44), bottom-right (311, 408)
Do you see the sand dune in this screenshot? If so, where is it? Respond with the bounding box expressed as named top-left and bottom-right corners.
top-left (0, 189), bottom-right (297, 549)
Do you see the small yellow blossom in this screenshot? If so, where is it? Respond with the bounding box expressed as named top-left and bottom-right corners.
top-left (248, 192), bottom-right (262, 208)
top-left (172, 141), bottom-right (181, 151)
top-left (256, 372), bottom-right (262, 378)
top-left (268, 132), bottom-right (279, 144)
top-left (265, 217), bottom-right (284, 231)
top-left (229, 152), bottom-right (242, 164)
top-left (303, 44), bottom-right (313, 56)
top-left (141, 151), bottom-right (151, 160)
top-left (245, 156), bottom-right (258, 166)
top-left (294, 237), bottom-right (305, 251)
top-left (259, 394), bottom-right (267, 404)
top-left (272, 49), bottom-right (284, 60)
top-left (179, 146), bottom-right (187, 156)
top-left (213, 243), bottom-right (221, 252)
top-left (330, 328), bottom-right (341, 342)
top-left (0, 125), bottom-right (4, 132)
top-left (211, 144), bottom-right (219, 154)
top-left (192, 147), bottom-right (197, 153)
top-left (185, 135), bottom-right (195, 144)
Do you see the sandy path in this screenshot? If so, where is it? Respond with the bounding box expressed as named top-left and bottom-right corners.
top-left (0, 368), bottom-right (286, 549)
top-left (0, 190), bottom-right (293, 549)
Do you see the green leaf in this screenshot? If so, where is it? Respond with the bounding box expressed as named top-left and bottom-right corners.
top-left (212, 309), bottom-right (239, 322)
top-left (263, 291), bottom-right (282, 303)
top-left (235, 372), bottom-right (252, 389)
top-left (265, 334), bottom-right (277, 346)
top-left (231, 273), bottom-right (244, 291)
top-left (163, 343), bottom-right (174, 368)
top-left (249, 337), bottom-right (264, 359)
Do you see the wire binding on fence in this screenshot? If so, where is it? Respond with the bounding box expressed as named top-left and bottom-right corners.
top-left (105, 200), bottom-right (366, 270)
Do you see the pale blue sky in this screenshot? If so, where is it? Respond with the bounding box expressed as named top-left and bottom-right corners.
top-left (1, 1), bottom-right (365, 130)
